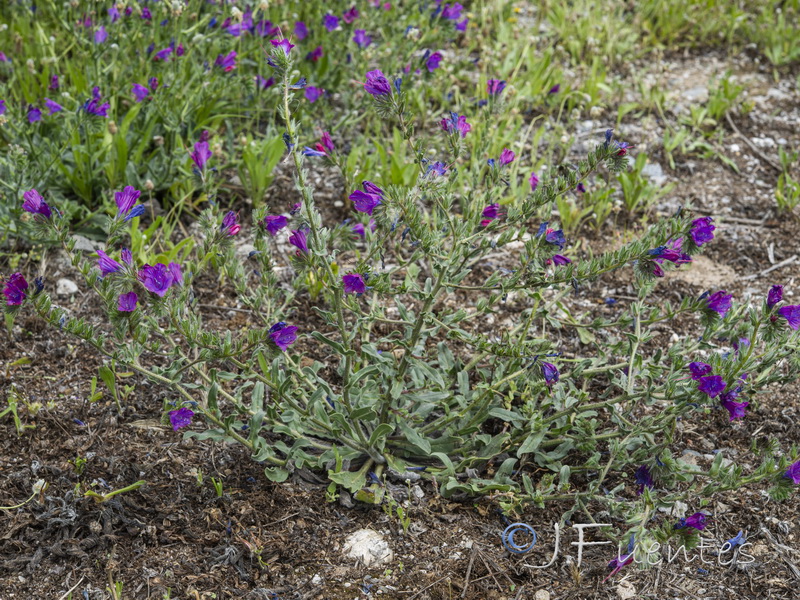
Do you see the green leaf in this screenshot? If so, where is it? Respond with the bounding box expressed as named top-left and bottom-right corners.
top-left (98, 366), bottom-right (118, 403)
top-left (350, 407), bottom-right (378, 422)
top-left (368, 423), bottom-right (394, 451)
top-left (310, 331), bottom-right (350, 355)
top-left (328, 469), bottom-right (367, 493)
top-left (264, 466), bottom-right (289, 483)
top-left (398, 420), bottom-right (432, 454)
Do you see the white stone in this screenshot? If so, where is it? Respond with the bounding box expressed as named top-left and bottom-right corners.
top-left (617, 580), bottom-right (636, 599)
top-left (641, 162), bottom-right (667, 187)
top-left (310, 574), bottom-right (323, 585)
top-left (56, 278), bottom-right (78, 296)
top-left (534, 590), bottom-right (551, 600)
top-left (235, 244), bottom-right (257, 259)
top-left (71, 235), bottom-right (97, 252)
top-left (343, 529), bottom-right (393, 567)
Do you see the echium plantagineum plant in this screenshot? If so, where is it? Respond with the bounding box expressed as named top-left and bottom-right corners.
top-left (5, 41), bottom-right (800, 560)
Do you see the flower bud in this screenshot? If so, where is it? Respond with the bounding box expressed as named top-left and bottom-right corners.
top-left (153, 135), bottom-right (164, 146)
top-left (145, 179), bottom-right (155, 191)
top-left (108, 121), bottom-right (118, 135)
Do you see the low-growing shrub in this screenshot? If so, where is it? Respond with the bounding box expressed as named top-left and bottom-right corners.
top-left (2, 0), bottom-right (799, 570)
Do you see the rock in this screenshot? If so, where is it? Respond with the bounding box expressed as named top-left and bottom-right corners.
top-left (235, 244), bottom-right (257, 259)
top-left (70, 235), bottom-right (96, 252)
top-left (411, 485), bottom-right (424, 500)
top-left (310, 574), bottom-right (323, 585)
top-left (343, 529), bottom-right (393, 567)
top-left (617, 580), bottom-right (636, 599)
top-left (683, 85), bottom-right (708, 103)
top-left (658, 500), bottom-right (688, 517)
top-left (534, 590), bottom-right (551, 600)
top-left (56, 278), bottom-right (78, 296)
top-left (641, 162), bottom-right (667, 187)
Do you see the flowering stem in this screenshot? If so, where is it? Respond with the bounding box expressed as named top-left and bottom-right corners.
top-left (278, 61), bottom-right (371, 450)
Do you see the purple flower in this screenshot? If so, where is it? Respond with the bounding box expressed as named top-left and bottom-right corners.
top-left (720, 396), bottom-right (749, 421)
top-left (361, 181), bottom-right (383, 197)
top-left (634, 465), bottom-right (654, 495)
top-left (269, 322), bottom-right (298, 351)
top-left (108, 4), bottom-right (120, 22)
top-left (22, 189), bottom-right (52, 218)
top-left (0, 100), bottom-right (5, 116)
top-left (552, 254), bottom-right (572, 266)
top-left (94, 26), bottom-right (108, 44)
top-left (191, 141), bottom-right (212, 171)
top-left (576, 182), bottom-right (586, 193)
top-left (141, 7), bottom-right (152, 21)
top-left (440, 112), bottom-right (471, 138)
top-left (441, 3), bottom-right (464, 20)
top-left (548, 83), bottom-right (560, 95)
top-left (482, 204), bottom-right (500, 220)
top-left (168, 262), bottom-right (183, 287)
top-left (674, 513), bottom-right (708, 531)
top-left (132, 83), bottom-right (149, 102)
top-left (530, 172), bottom-right (539, 190)
top-left (3, 273), bottom-right (28, 306)
top-left (425, 51), bottom-right (442, 72)
top-left (256, 75), bottom-right (275, 89)
top-left (305, 86), bottom-right (324, 103)
top-left (115, 186), bottom-right (141, 217)
top-left (221, 211), bottom-right (240, 236)
top-left (650, 245), bottom-right (692, 265)
top-left (344, 6), bottom-right (360, 23)
top-left (215, 51), bottom-right (236, 72)
top-left (455, 19), bottom-right (468, 31)
top-left (785, 460), bottom-right (800, 485)
top-left (364, 70), bottom-right (392, 96)
top-left (271, 38), bottom-right (295, 55)
top-left (121, 248), bottom-right (133, 265)
top-left (118, 291), bottom-right (138, 312)
top-left (541, 362), bottom-right (559, 386)
top-left (697, 375), bottom-right (726, 398)
top-left (607, 552), bottom-right (634, 574)
top-left (148, 77), bottom-right (159, 93)
top-left (688, 362), bottom-right (712, 381)
top-left (487, 79), bottom-right (506, 96)
top-left (706, 290), bottom-right (733, 316)
top-left (264, 215), bottom-right (288, 235)
top-left (288, 228), bottom-right (309, 255)
top-left (545, 229), bottom-right (566, 250)
top-left (169, 407), bottom-right (194, 431)
top-left (306, 46), bottom-right (324, 62)
top-left (97, 250), bottom-right (123, 276)
top-left (352, 220), bottom-right (376, 238)
top-left (499, 148), bottom-right (515, 166)
top-left (767, 285), bottom-right (783, 309)
top-left (690, 217), bottom-right (715, 246)
top-left (343, 273), bottom-right (367, 294)
top-left (294, 21), bottom-right (309, 40)
top-left (138, 263), bottom-right (175, 297)
top-left (27, 104), bottom-right (42, 123)
top-left (153, 47), bottom-right (172, 61)
top-left (255, 20), bottom-right (279, 38)
top-left (353, 29), bottom-right (372, 48)
top-left (84, 91), bottom-right (110, 117)
top-left (426, 161), bottom-right (449, 177)
top-left (323, 14), bottom-right (339, 31)
top-left (778, 305), bottom-right (800, 330)
top-left (44, 98), bottom-right (63, 114)
top-left (350, 190), bottom-right (382, 215)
